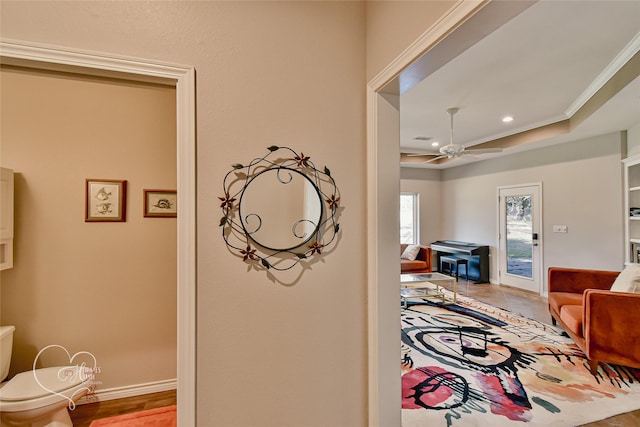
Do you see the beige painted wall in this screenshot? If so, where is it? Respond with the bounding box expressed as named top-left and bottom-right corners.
top-left (0, 67), bottom-right (177, 389)
top-left (366, 0), bottom-right (456, 81)
top-left (440, 132), bottom-right (626, 289)
top-left (401, 132), bottom-right (626, 291)
top-left (400, 167), bottom-right (442, 246)
top-left (626, 122), bottom-right (640, 157)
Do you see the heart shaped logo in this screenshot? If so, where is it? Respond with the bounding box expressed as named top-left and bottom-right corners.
top-left (32, 344), bottom-right (99, 410)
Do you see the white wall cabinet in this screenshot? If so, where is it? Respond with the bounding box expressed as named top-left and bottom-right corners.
top-left (0, 167), bottom-right (14, 270)
top-left (623, 155), bottom-right (640, 264)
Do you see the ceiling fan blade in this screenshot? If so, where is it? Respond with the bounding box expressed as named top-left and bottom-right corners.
top-left (424, 155), bottom-right (447, 164)
top-left (463, 147), bottom-right (503, 154)
top-left (400, 153), bottom-right (441, 165)
top-left (404, 152), bottom-right (436, 157)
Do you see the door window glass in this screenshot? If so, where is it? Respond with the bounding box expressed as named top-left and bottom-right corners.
top-left (505, 194), bottom-right (533, 278)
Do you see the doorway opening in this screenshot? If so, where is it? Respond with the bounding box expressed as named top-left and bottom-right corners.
top-left (366, 1), bottom-right (537, 424)
top-left (0, 41), bottom-right (196, 426)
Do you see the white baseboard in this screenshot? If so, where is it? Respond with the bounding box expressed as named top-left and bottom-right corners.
top-left (78, 378), bottom-right (177, 405)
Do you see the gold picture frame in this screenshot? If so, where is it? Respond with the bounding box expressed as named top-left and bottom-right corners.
top-left (85, 179), bottom-right (127, 222)
top-left (144, 189), bottom-right (177, 218)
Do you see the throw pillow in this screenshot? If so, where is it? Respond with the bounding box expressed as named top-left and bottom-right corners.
top-left (610, 263), bottom-right (640, 293)
top-left (401, 245), bottom-right (421, 261)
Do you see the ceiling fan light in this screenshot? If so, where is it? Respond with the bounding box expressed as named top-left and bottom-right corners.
top-left (439, 144), bottom-right (464, 156)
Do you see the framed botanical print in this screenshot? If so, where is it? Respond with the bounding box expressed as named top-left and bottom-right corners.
top-left (85, 179), bottom-right (127, 222)
top-left (144, 189), bottom-right (177, 218)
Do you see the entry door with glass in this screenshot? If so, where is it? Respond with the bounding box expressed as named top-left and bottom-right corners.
top-left (498, 184), bottom-right (542, 293)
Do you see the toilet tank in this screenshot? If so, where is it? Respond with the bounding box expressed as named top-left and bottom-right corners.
top-left (0, 325), bottom-right (15, 381)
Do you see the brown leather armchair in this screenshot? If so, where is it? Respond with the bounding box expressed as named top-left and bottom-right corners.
top-left (548, 267), bottom-right (640, 374)
top-left (400, 244), bottom-right (432, 274)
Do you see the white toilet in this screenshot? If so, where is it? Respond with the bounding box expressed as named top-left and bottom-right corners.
top-left (0, 326), bottom-right (93, 427)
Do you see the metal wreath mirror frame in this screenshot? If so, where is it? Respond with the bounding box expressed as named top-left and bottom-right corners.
top-left (219, 145), bottom-right (341, 271)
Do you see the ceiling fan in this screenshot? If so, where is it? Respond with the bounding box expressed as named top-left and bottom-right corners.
top-left (404, 107), bottom-right (503, 164)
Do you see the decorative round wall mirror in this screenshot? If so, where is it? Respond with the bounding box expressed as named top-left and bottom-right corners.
top-left (219, 146), bottom-right (341, 271)
top-left (238, 167), bottom-right (323, 251)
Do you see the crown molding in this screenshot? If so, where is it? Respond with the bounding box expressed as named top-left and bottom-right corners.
top-left (566, 32), bottom-right (640, 117)
top-left (368, 0), bottom-right (489, 93)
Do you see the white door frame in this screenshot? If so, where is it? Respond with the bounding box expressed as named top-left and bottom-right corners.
top-left (366, 2), bottom-right (489, 425)
top-left (0, 39), bottom-right (197, 426)
top-left (497, 183), bottom-right (544, 294)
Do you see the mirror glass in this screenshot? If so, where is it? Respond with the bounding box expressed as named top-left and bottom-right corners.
top-left (239, 167), bottom-right (323, 251)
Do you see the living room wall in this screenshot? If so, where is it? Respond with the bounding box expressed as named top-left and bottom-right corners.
top-left (626, 122), bottom-right (640, 157)
top-left (400, 167), bottom-right (442, 247)
top-left (442, 131), bottom-right (626, 290)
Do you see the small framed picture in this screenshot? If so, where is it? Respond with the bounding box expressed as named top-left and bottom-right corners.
top-left (144, 189), bottom-right (177, 218)
top-left (85, 179), bottom-right (127, 222)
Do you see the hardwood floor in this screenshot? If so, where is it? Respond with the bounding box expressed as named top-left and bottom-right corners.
top-left (69, 390), bottom-right (176, 427)
top-left (68, 282), bottom-right (639, 427)
top-left (443, 280), bottom-right (640, 427)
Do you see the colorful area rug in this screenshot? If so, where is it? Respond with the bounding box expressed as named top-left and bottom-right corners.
top-left (89, 405), bottom-right (176, 426)
top-left (401, 292), bottom-right (640, 426)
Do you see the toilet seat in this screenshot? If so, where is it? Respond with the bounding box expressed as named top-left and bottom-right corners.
top-left (0, 366), bottom-right (91, 412)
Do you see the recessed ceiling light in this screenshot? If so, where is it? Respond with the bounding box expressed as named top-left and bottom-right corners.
top-left (431, 141), bottom-right (440, 147)
top-left (502, 116), bottom-right (514, 123)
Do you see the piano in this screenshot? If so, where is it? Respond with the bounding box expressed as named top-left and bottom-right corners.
top-left (430, 240), bottom-right (490, 283)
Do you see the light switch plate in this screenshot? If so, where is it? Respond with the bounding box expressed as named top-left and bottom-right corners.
top-left (553, 225), bottom-right (568, 233)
